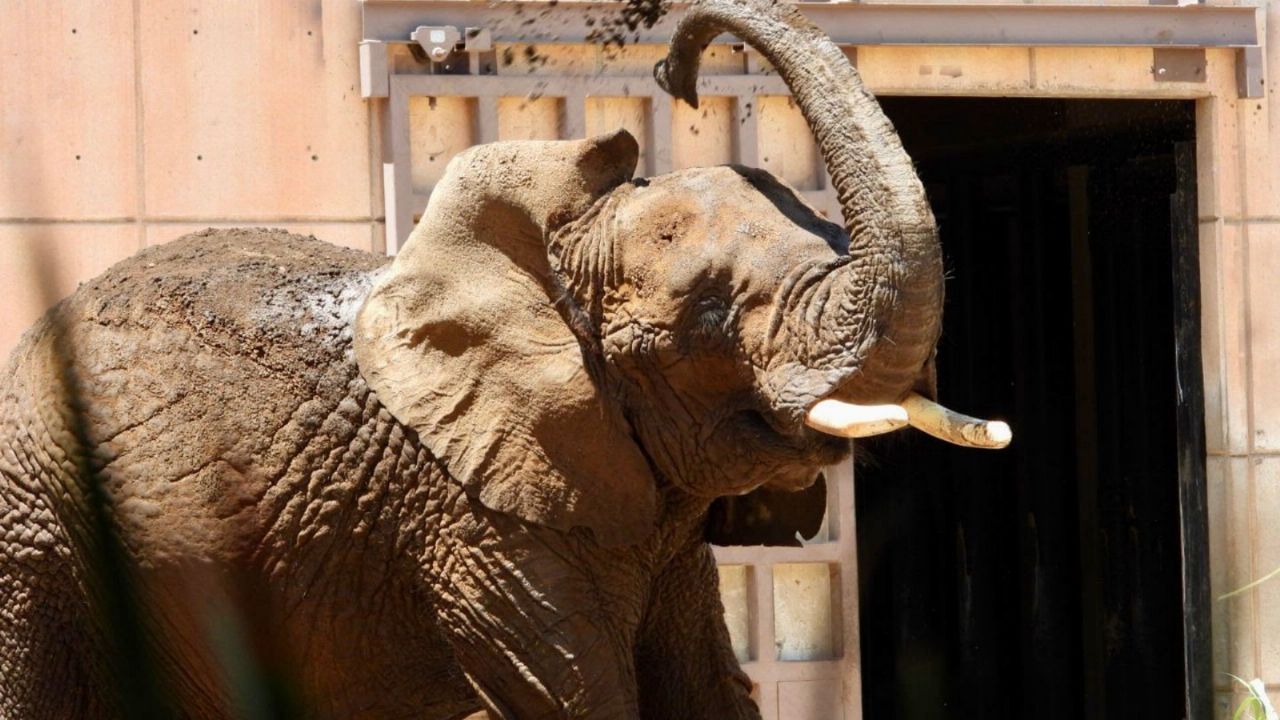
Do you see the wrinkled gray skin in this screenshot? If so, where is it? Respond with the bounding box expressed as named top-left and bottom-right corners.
top-left (0, 0), bottom-right (943, 718)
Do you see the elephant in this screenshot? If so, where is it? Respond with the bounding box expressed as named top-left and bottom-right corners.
top-left (0, 0), bottom-right (1008, 717)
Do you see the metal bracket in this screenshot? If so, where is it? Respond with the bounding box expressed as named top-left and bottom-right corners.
top-left (1237, 45), bottom-right (1265, 99)
top-left (410, 25), bottom-right (460, 63)
top-left (1152, 48), bottom-right (1206, 84)
top-left (359, 40), bottom-right (389, 98)
top-left (404, 24), bottom-right (495, 65)
top-left (361, 26), bottom-right (497, 97)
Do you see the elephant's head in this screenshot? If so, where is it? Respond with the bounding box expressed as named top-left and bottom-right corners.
top-left (354, 0), bottom-right (1008, 546)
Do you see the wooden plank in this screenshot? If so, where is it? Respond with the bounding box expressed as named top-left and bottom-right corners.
top-left (1068, 165), bottom-right (1106, 720)
top-left (830, 461), bottom-right (862, 720)
top-left (387, 80), bottom-right (415, 253)
top-left (563, 92), bottom-right (587, 140)
top-left (651, 94), bottom-right (674, 174)
top-left (735, 95), bottom-right (760, 167)
top-left (1170, 141), bottom-right (1212, 720)
top-left (475, 96), bottom-right (499, 144)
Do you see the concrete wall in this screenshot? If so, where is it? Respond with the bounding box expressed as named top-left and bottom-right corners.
top-left (0, 0), bottom-right (382, 357)
top-left (3, 0), bottom-right (1279, 715)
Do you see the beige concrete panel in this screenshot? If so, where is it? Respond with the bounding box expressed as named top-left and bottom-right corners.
top-left (1200, 221), bottom-right (1249, 454)
top-left (1262, 0), bottom-right (1280, 213)
top-left (718, 564), bottom-right (752, 663)
top-left (1197, 98), bottom-right (1243, 222)
top-left (778, 680), bottom-right (842, 720)
top-left (1201, 227), bottom-right (1224, 452)
top-left (145, 222), bottom-right (375, 252)
top-left (1254, 458), bottom-right (1280, 683)
top-left (1209, 457), bottom-right (1229, 686)
top-left (496, 43), bottom-right (598, 76)
top-left (773, 563), bottom-right (836, 662)
top-left (498, 97), bottom-right (564, 141)
top-left (1247, 224), bottom-right (1280, 452)
top-left (859, 47), bottom-right (1031, 95)
top-left (1241, 98), bottom-right (1279, 218)
top-left (139, 0), bottom-right (371, 219)
top-left (1213, 456), bottom-right (1254, 681)
top-left (585, 97), bottom-right (650, 173)
top-left (757, 96), bottom-right (820, 191)
top-left (1216, 457), bottom-right (1258, 682)
top-left (0, 2), bottom-right (137, 219)
top-left (0, 223), bottom-right (140, 361)
top-left (1213, 692), bottom-right (1233, 720)
top-left (1032, 47), bottom-right (1211, 97)
top-left (672, 97), bottom-right (734, 170)
top-left (409, 96), bottom-right (476, 195)
top-left (1232, 0), bottom-right (1280, 223)
top-left (1203, 48), bottom-right (1241, 101)
top-left (1214, 690), bottom-right (1258, 720)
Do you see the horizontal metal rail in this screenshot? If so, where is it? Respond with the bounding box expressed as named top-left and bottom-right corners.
top-left (362, 0), bottom-right (1260, 48)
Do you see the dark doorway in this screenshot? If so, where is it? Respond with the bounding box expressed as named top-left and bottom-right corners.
top-left (855, 98), bottom-right (1206, 719)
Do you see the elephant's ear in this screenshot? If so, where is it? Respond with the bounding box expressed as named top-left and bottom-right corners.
top-left (354, 132), bottom-right (657, 547)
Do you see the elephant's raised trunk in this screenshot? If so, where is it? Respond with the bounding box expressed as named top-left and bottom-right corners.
top-left (657, 0), bottom-right (1009, 449)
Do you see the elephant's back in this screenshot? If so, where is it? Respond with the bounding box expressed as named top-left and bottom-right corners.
top-left (4, 227), bottom-right (387, 384)
top-left (63, 228), bottom-right (387, 377)
top-left (0, 228), bottom-right (391, 555)
top-left (0, 231), bottom-right (479, 717)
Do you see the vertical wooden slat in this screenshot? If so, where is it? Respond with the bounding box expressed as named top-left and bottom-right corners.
top-left (755, 577), bottom-right (779, 720)
top-left (736, 95), bottom-right (759, 166)
top-left (475, 95), bottom-right (499, 144)
top-left (1170, 141), bottom-right (1212, 720)
top-left (386, 78), bottom-right (414, 254)
top-left (651, 93), bottom-right (674, 175)
top-left (832, 461), bottom-right (862, 719)
top-left (562, 92), bottom-right (586, 140)
top-left (1068, 165), bottom-right (1106, 719)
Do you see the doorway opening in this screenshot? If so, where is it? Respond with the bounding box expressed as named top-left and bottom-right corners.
top-left (856, 98), bottom-right (1203, 719)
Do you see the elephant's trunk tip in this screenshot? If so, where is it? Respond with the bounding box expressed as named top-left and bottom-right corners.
top-left (654, 58), bottom-right (699, 108)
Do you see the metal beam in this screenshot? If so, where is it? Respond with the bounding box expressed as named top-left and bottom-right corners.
top-left (361, 1), bottom-right (1260, 49)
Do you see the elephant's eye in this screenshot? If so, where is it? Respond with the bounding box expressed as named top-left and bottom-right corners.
top-left (691, 296), bottom-right (730, 338)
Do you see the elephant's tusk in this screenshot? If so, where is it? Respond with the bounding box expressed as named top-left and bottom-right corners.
top-left (900, 392), bottom-right (1012, 449)
top-left (804, 399), bottom-right (909, 438)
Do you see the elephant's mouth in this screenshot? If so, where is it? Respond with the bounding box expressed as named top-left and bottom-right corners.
top-left (802, 388), bottom-right (1012, 450)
